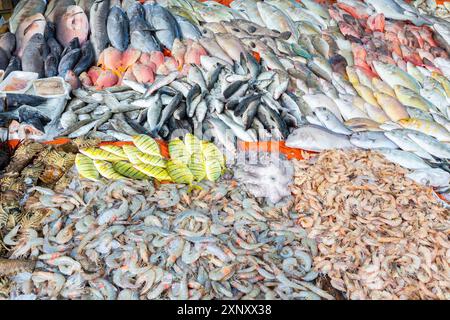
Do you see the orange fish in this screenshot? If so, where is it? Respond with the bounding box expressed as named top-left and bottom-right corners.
top-left (131, 64), bottom-right (154, 83)
top-left (79, 72), bottom-right (93, 87)
top-left (88, 66), bottom-right (102, 84)
top-left (95, 69), bottom-right (118, 89)
top-left (121, 48), bottom-right (141, 71)
top-left (337, 2), bottom-right (369, 19)
top-left (367, 13), bottom-right (385, 33)
top-left (102, 47), bottom-right (122, 72)
top-left (184, 42), bottom-right (207, 65)
top-left (150, 51), bottom-right (165, 69)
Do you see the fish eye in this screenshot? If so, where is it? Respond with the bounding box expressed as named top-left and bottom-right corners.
top-left (248, 26), bottom-right (257, 33)
top-left (232, 28), bottom-right (240, 33)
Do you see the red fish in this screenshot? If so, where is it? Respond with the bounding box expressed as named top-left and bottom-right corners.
top-left (102, 47), bottom-right (122, 72)
top-left (367, 13), bottom-right (385, 33)
top-left (418, 27), bottom-right (437, 47)
top-left (121, 48), bottom-right (141, 71)
top-left (87, 66), bottom-right (102, 84)
top-left (150, 51), bottom-right (165, 69)
top-left (95, 69), bottom-right (118, 89)
top-left (184, 42), bottom-right (207, 65)
top-left (401, 46), bottom-right (423, 66)
top-left (337, 2), bottom-right (369, 19)
top-left (79, 72), bottom-right (93, 87)
top-left (338, 21), bottom-right (361, 39)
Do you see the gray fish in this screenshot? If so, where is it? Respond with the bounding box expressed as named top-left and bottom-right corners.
top-left (286, 124), bottom-right (353, 151)
top-left (18, 105), bottom-right (51, 132)
top-left (384, 129), bottom-right (434, 160)
top-left (126, 2), bottom-right (145, 20)
top-left (9, 0), bottom-right (47, 33)
top-left (107, 6), bottom-right (129, 51)
top-left (130, 17), bottom-right (161, 53)
top-left (144, 2), bottom-right (180, 50)
top-left (377, 148), bottom-right (431, 170)
top-left (350, 131), bottom-right (399, 149)
top-left (313, 107), bottom-right (352, 135)
top-left (22, 34), bottom-right (47, 78)
top-left (58, 48), bottom-right (81, 77)
top-left (45, 0), bottom-right (76, 23)
top-left (407, 130), bottom-right (450, 159)
top-left (3, 56), bottom-right (22, 79)
top-left (144, 72), bottom-right (179, 98)
top-left (146, 93), bottom-right (163, 133)
top-left (73, 41), bottom-right (95, 76)
top-left (90, 0), bottom-right (110, 61)
top-left (47, 37), bottom-right (63, 60)
top-left (0, 33), bottom-right (16, 58)
top-left (174, 15), bottom-right (201, 40)
top-left (0, 50), bottom-right (9, 71)
top-left (45, 54), bottom-right (59, 78)
top-left (154, 92), bottom-right (183, 135)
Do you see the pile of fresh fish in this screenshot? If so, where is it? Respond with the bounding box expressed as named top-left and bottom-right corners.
top-left (2, 173), bottom-right (335, 300)
top-left (75, 133), bottom-right (226, 184)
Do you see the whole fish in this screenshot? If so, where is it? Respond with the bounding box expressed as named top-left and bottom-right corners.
top-left (286, 124), bottom-right (353, 151)
top-left (15, 13), bottom-right (46, 58)
top-left (384, 129), bottom-right (434, 160)
top-left (58, 49), bottom-right (82, 77)
top-left (56, 5), bottom-right (90, 48)
top-left (130, 17), bottom-right (161, 53)
top-left (9, 0), bottom-right (47, 33)
top-left (174, 15), bottom-right (202, 40)
top-left (399, 118), bottom-right (450, 142)
top-left (45, 0), bottom-right (76, 23)
top-left (90, 0), bottom-right (111, 61)
top-left (73, 41), bottom-right (95, 76)
top-left (313, 107), bottom-right (352, 135)
top-left (107, 6), bottom-right (130, 51)
top-left (377, 148), bottom-right (431, 169)
top-left (256, 1), bottom-right (298, 43)
top-left (372, 61), bottom-right (420, 93)
top-left (0, 33), bottom-right (16, 59)
top-left (350, 131), bottom-right (399, 149)
top-left (144, 2), bottom-right (180, 50)
top-left (407, 130), bottom-right (450, 159)
top-left (21, 33), bottom-right (47, 78)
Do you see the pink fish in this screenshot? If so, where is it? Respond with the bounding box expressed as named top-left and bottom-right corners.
top-left (367, 13), bottom-right (384, 33)
top-left (15, 13), bottom-right (46, 58)
top-left (87, 66), bottom-right (102, 84)
top-left (64, 70), bottom-right (81, 90)
top-left (95, 69), bottom-right (118, 89)
top-left (184, 42), bottom-right (207, 65)
top-left (121, 48), bottom-right (141, 71)
top-left (150, 51), bottom-right (165, 69)
top-left (131, 64), bottom-right (154, 83)
top-left (79, 72), bottom-right (93, 87)
top-left (56, 5), bottom-right (89, 47)
top-left (171, 39), bottom-right (186, 68)
top-left (102, 47), bottom-right (122, 72)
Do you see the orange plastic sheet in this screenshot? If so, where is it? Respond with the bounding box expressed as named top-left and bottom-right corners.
top-left (237, 141), bottom-right (317, 160)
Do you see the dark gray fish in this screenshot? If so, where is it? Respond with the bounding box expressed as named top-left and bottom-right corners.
top-left (18, 105), bottom-right (51, 132)
top-left (130, 17), bottom-right (160, 53)
top-left (3, 56), bottom-right (22, 79)
top-left (143, 2), bottom-right (180, 50)
top-left (242, 100), bottom-right (259, 130)
top-left (0, 33), bottom-right (16, 58)
top-left (223, 80), bottom-right (245, 100)
top-left (173, 103), bottom-right (187, 120)
top-left (47, 37), bottom-right (63, 59)
top-left (0, 49), bottom-right (9, 70)
top-left (186, 84), bottom-right (201, 116)
top-left (61, 37), bottom-right (80, 57)
top-left (257, 103), bottom-right (289, 139)
top-left (107, 6), bottom-right (130, 51)
top-left (45, 54), bottom-right (59, 78)
top-left (154, 92), bottom-right (182, 134)
top-left (234, 93), bottom-right (262, 117)
top-left (73, 41), bottom-right (95, 76)
top-left (58, 48), bottom-right (81, 77)
top-left (21, 34), bottom-right (47, 78)
top-left (90, 0), bottom-right (111, 61)
top-left (6, 93), bottom-right (46, 110)
top-left (44, 21), bottom-right (56, 40)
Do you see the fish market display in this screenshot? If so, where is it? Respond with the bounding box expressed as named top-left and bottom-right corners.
top-left (1, 0), bottom-right (450, 301)
top-left (2, 172), bottom-right (334, 300)
top-left (291, 149), bottom-right (449, 300)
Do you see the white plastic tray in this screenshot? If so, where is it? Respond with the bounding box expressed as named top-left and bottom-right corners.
top-left (0, 71), bottom-right (39, 94)
top-left (32, 77), bottom-right (71, 99)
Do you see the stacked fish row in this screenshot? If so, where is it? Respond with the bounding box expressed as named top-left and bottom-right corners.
top-left (75, 133), bottom-right (225, 184)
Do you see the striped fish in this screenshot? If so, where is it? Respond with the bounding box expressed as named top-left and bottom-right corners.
top-left (75, 154), bottom-right (100, 181)
top-left (100, 145), bottom-right (128, 159)
top-left (166, 160), bottom-right (194, 184)
top-left (93, 160), bottom-right (126, 180)
top-left (122, 145), bottom-right (144, 164)
top-left (184, 133), bottom-right (202, 155)
top-left (202, 142), bottom-right (225, 169)
top-left (168, 138), bottom-right (190, 164)
top-left (133, 135), bottom-right (161, 157)
top-left (205, 158), bottom-right (222, 182)
top-left (134, 164), bottom-right (172, 181)
top-left (137, 153), bottom-right (167, 168)
top-left (80, 148), bottom-right (127, 162)
top-left (189, 152), bottom-right (206, 182)
top-left (113, 161), bottom-right (150, 180)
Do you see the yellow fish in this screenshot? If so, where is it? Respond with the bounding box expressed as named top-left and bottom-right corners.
top-left (79, 148), bottom-right (127, 162)
top-left (137, 153), bottom-right (167, 168)
top-left (188, 152), bottom-right (206, 182)
top-left (393, 85), bottom-right (434, 112)
top-left (133, 135), bottom-right (161, 157)
top-left (374, 92), bottom-right (409, 122)
top-left (112, 161), bottom-right (150, 180)
top-left (431, 72), bottom-right (450, 97)
top-left (346, 66), bottom-right (359, 85)
top-left (99, 145), bottom-right (128, 159)
top-left (371, 78), bottom-right (395, 97)
top-left (398, 118), bottom-right (450, 142)
top-left (184, 133), bottom-right (202, 155)
top-left (166, 160), bottom-right (194, 184)
top-left (344, 118), bottom-right (382, 132)
top-left (75, 154), bottom-right (100, 181)
top-left (354, 84), bottom-right (379, 107)
top-left (134, 164), bottom-right (172, 181)
top-left (205, 158), bottom-right (222, 182)
top-left (168, 138), bottom-right (190, 164)
top-left (202, 142), bottom-right (225, 169)
top-left (122, 145), bottom-right (144, 164)
top-left (364, 103), bottom-right (390, 123)
top-left (93, 160), bottom-right (125, 180)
